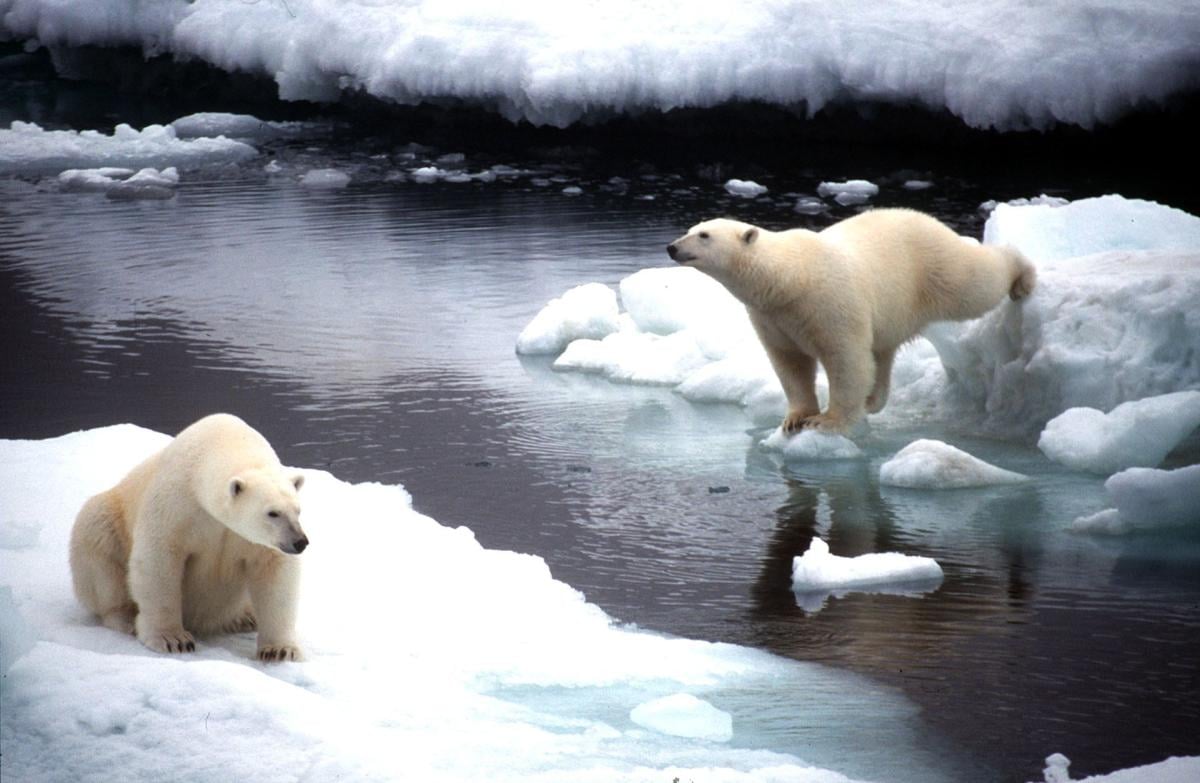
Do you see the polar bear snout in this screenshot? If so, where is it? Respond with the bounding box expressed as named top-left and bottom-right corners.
top-left (666, 241), bottom-right (693, 264)
top-left (281, 534), bottom-right (309, 555)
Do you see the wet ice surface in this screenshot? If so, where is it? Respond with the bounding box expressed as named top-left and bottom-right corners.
top-left (1, 131), bottom-right (1199, 781)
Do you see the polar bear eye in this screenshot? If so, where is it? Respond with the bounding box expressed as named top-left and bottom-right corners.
top-left (698, 231), bottom-right (710, 240)
top-left (267, 511), bottom-right (280, 519)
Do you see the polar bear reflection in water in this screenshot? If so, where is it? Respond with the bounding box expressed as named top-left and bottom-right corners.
top-left (668, 208), bottom-right (1036, 434)
top-left (69, 413), bottom-right (308, 662)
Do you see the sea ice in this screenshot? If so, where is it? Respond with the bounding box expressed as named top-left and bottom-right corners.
top-left (6, 0), bottom-right (1195, 131)
top-left (1071, 464), bottom-right (1200, 535)
top-left (1030, 752), bottom-right (1200, 783)
top-left (1038, 391), bottom-right (1200, 474)
top-left (515, 282), bottom-right (622, 355)
top-left (724, 179), bottom-right (767, 198)
top-left (170, 112), bottom-right (323, 141)
top-left (300, 168), bottom-right (352, 189)
top-left (761, 428), bottom-right (862, 461)
top-left (0, 424), bottom-right (882, 783)
top-left (791, 538), bottom-right (944, 592)
top-left (0, 120), bottom-right (257, 174)
top-left (630, 693), bottom-right (733, 742)
top-left (880, 439), bottom-right (1027, 489)
top-left (58, 165), bottom-right (180, 199)
top-left (816, 180), bottom-right (878, 205)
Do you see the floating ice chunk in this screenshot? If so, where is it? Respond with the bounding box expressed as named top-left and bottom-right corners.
top-left (817, 180), bottom-right (879, 203)
top-left (554, 330), bottom-right (709, 385)
top-left (793, 196), bottom-right (827, 214)
top-left (979, 194), bottom-right (1069, 213)
top-left (300, 168), bottom-right (351, 189)
top-left (1038, 391), bottom-right (1200, 474)
top-left (629, 693), bottom-right (733, 742)
top-left (724, 179), bottom-right (767, 198)
top-left (618, 267), bottom-right (745, 336)
top-left (515, 283), bottom-right (621, 355)
top-left (170, 112), bottom-right (322, 141)
top-left (903, 180), bottom-right (934, 190)
top-left (930, 195), bottom-right (1200, 436)
top-left (880, 439), bottom-right (1027, 489)
top-left (106, 166), bottom-right (180, 200)
top-left (1071, 464), bottom-right (1200, 534)
top-left (561, 185), bottom-right (583, 196)
top-left (791, 538), bottom-right (944, 593)
top-left (57, 167), bottom-right (136, 192)
top-left (761, 428), bottom-right (862, 461)
top-left (411, 166), bottom-right (445, 183)
top-left (0, 120), bottom-right (257, 174)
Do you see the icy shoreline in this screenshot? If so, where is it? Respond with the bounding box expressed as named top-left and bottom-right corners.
top-left (2, 1), bottom-right (1197, 131)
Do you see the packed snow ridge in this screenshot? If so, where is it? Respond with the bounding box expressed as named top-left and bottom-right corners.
top-left (2, 1), bottom-right (1198, 131)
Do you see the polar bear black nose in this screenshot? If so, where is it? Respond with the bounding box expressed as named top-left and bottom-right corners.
top-left (666, 243), bottom-right (678, 259)
top-left (292, 536), bottom-right (309, 554)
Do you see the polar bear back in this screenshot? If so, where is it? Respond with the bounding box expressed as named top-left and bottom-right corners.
top-left (817, 208), bottom-right (1018, 349)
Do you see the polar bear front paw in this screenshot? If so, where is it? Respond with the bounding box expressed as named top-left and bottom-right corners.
top-left (221, 609), bottom-right (258, 634)
top-left (139, 628), bottom-right (196, 654)
top-left (257, 644), bottom-right (304, 663)
top-left (795, 413), bottom-right (849, 433)
top-left (782, 410), bottom-right (820, 434)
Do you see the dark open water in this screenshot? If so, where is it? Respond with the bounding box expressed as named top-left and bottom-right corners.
top-left (2, 59), bottom-right (1199, 782)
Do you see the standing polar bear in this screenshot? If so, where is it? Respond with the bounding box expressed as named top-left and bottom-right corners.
top-left (70, 413), bottom-right (309, 661)
top-left (667, 209), bottom-right (1036, 433)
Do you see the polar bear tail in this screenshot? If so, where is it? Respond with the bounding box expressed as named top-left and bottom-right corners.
top-left (1004, 246), bottom-right (1037, 301)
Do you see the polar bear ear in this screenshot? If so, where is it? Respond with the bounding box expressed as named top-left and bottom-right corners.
top-left (742, 227), bottom-right (759, 245)
top-left (291, 474), bottom-right (305, 491)
top-left (230, 478), bottom-right (245, 498)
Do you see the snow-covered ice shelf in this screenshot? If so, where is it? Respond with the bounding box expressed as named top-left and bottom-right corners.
top-left (1, 1), bottom-right (1197, 131)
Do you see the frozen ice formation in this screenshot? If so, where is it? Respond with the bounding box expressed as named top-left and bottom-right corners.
top-left (515, 283), bottom-right (622, 356)
top-left (723, 179), bottom-right (767, 198)
top-left (816, 179), bottom-right (879, 206)
top-left (0, 120), bottom-right (256, 174)
top-left (300, 168), bottom-right (352, 189)
top-left (58, 165), bottom-right (180, 200)
top-left (1038, 391), bottom-right (1200, 474)
top-left (629, 693), bottom-right (733, 742)
top-left (3, 1), bottom-right (1196, 131)
top-left (879, 439), bottom-right (1027, 489)
top-left (1071, 464), bottom-right (1200, 535)
top-left (791, 538), bottom-right (944, 592)
top-left (761, 428), bottom-right (863, 461)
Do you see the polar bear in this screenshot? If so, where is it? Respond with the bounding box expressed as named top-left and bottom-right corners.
top-left (69, 413), bottom-right (308, 661)
top-left (667, 209), bottom-right (1036, 432)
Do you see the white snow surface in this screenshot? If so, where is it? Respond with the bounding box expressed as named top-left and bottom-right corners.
top-left (0, 424), bottom-right (874, 783)
top-left (791, 538), bottom-right (944, 592)
top-left (1038, 391), bottom-right (1200, 474)
top-left (516, 282), bottom-right (622, 355)
top-left (0, 120), bottom-right (256, 174)
top-left (630, 693), bottom-right (733, 743)
top-left (1071, 464), bottom-right (1200, 535)
top-left (2, 1), bottom-right (1197, 131)
top-left (1032, 752), bottom-right (1200, 783)
top-left (880, 439), bottom-right (1027, 489)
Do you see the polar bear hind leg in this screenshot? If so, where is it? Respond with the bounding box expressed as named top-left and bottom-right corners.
top-left (69, 492), bottom-right (137, 635)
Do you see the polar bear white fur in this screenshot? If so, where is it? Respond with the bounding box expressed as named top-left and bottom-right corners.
top-left (667, 209), bottom-right (1036, 432)
top-left (69, 413), bottom-right (308, 661)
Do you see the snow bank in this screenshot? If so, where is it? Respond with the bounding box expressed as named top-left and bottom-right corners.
top-left (0, 120), bottom-right (256, 175)
top-left (0, 424), bottom-right (875, 783)
top-left (630, 693), bottom-right (733, 743)
top-left (3, 1), bottom-right (1197, 131)
top-left (1071, 464), bottom-right (1200, 535)
top-left (1038, 391), bottom-right (1200, 474)
top-left (880, 439), bottom-right (1027, 489)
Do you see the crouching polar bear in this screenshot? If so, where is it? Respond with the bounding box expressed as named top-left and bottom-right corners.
top-left (70, 413), bottom-right (308, 661)
top-left (667, 209), bottom-right (1036, 433)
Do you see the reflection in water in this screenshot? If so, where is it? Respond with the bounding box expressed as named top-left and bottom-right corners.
top-left (2, 167), bottom-right (1199, 781)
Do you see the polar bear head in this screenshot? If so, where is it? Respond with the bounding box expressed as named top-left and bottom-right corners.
top-left (666, 218), bottom-right (760, 276)
top-left (223, 469), bottom-right (308, 554)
